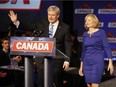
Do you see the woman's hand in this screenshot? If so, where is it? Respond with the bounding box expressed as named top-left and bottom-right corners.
top-left (79, 67), bottom-right (84, 76)
top-left (107, 63), bottom-right (114, 75)
top-left (79, 61), bottom-right (84, 76)
top-left (107, 59), bottom-right (114, 75)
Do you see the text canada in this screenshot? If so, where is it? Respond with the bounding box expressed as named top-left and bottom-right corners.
top-left (16, 42), bottom-right (49, 51)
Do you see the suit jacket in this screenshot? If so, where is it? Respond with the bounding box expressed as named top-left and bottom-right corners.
top-left (0, 50), bottom-right (10, 66)
top-left (33, 19), bottom-right (72, 62)
top-left (8, 22), bottom-right (26, 36)
top-left (0, 50), bottom-right (13, 85)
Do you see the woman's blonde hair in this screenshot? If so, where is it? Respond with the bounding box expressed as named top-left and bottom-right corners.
top-left (84, 14), bottom-right (99, 29)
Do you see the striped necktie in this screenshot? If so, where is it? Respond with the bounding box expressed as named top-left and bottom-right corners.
top-left (49, 24), bottom-right (54, 38)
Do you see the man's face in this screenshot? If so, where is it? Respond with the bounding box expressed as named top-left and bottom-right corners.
top-left (48, 10), bottom-right (59, 24)
top-left (2, 40), bottom-right (10, 50)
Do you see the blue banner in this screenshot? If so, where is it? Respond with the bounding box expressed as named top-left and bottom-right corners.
top-left (74, 0), bottom-right (116, 60)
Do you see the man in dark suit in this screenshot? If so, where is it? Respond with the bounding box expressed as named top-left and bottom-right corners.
top-left (8, 5), bottom-right (72, 87)
top-left (33, 5), bottom-right (72, 87)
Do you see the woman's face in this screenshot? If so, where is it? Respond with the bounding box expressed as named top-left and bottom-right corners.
top-left (85, 16), bottom-right (94, 29)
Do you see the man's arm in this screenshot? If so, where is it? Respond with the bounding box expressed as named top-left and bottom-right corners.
top-left (63, 24), bottom-right (72, 70)
top-left (8, 10), bottom-right (20, 28)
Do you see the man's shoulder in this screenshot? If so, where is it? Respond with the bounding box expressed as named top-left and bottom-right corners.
top-left (0, 50), bottom-right (4, 55)
top-left (59, 21), bottom-right (70, 28)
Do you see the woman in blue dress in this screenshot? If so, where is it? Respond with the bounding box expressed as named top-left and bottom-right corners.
top-left (79, 14), bottom-right (114, 87)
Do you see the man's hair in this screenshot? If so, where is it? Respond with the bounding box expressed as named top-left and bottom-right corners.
top-left (47, 5), bottom-right (60, 15)
top-left (1, 37), bottom-right (10, 43)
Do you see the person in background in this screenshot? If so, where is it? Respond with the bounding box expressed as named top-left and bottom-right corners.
top-left (0, 37), bottom-right (23, 87)
top-left (8, 5), bottom-right (72, 87)
top-left (79, 14), bottom-right (114, 87)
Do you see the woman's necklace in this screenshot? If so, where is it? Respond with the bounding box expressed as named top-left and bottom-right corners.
top-left (88, 29), bottom-right (98, 37)
top-left (88, 31), bottom-right (94, 37)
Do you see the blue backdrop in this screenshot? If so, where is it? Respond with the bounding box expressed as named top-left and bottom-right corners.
top-left (73, 0), bottom-right (116, 60)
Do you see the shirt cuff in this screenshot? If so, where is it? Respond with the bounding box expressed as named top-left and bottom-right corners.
top-left (64, 61), bottom-right (69, 65)
top-left (13, 20), bottom-right (20, 28)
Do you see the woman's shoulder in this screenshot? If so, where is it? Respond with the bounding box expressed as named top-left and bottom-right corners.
top-left (98, 29), bottom-right (105, 32)
top-left (99, 29), bottom-right (106, 34)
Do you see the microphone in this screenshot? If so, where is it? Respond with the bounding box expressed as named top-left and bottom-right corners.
top-left (32, 30), bottom-right (43, 37)
top-left (37, 30), bottom-right (43, 37)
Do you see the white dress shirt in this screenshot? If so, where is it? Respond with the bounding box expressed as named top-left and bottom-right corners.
top-left (49, 20), bottom-right (59, 37)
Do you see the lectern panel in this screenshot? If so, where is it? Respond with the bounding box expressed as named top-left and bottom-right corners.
top-left (10, 37), bottom-right (56, 57)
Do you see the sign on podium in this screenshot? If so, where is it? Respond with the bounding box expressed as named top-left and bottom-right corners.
top-left (10, 37), bottom-right (56, 57)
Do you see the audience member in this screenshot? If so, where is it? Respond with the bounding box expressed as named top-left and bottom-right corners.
top-left (0, 37), bottom-right (24, 87)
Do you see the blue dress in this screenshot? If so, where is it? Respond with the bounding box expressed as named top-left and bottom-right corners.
top-left (81, 29), bottom-right (112, 84)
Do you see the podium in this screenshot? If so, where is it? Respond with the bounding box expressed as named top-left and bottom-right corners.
top-left (10, 37), bottom-right (56, 87)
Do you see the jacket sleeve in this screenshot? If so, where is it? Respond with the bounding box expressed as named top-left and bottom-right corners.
top-left (101, 30), bottom-right (112, 59)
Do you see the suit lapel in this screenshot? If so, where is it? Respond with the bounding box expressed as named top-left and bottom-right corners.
top-left (54, 22), bottom-right (62, 38)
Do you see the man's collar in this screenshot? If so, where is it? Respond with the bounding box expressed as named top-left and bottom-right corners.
top-left (3, 48), bottom-right (8, 53)
top-left (50, 20), bottom-right (59, 25)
